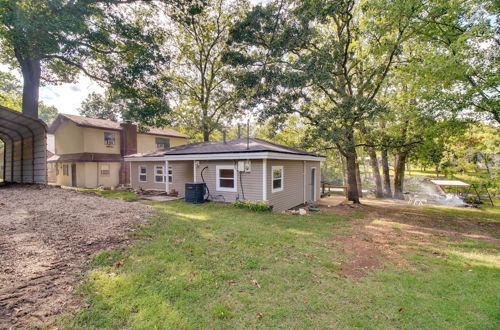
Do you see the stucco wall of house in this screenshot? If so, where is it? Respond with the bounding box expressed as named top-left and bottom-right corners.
top-left (136, 134), bottom-right (188, 154)
top-left (54, 161), bottom-right (120, 188)
top-left (83, 127), bottom-right (121, 154)
top-left (130, 160), bottom-right (193, 197)
top-left (54, 121), bottom-right (84, 155)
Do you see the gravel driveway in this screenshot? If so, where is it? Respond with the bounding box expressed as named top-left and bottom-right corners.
top-left (0, 185), bottom-right (153, 328)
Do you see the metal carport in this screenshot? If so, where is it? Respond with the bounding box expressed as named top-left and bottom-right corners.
top-left (0, 105), bottom-right (47, 184)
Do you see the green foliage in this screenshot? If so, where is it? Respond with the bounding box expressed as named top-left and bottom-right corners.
top-left (0, 70), bottom-right (58, 124)
top-left (233, 199), bottom-right (271, 212)
top-left (167, 0), bottom-right (250, 141)
top-left (0, 0), bottom-right (200, 121)
top-left (78, 91), bottom-right (124, 121)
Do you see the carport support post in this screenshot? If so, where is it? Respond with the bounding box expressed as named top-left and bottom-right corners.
top-left (165, 160), bottom-right (170, 194)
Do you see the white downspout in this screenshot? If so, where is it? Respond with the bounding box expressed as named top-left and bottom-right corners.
top-left (262, 159), bottom-right (267, 201)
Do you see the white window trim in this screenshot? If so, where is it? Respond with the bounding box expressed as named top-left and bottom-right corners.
top-left (168, 165), bottom-right (173, 183)
top-left (139, 165), bottom-right (147, 182)
top-left (216, 165), bottom-right (237, 192)
top-left (154, 165), bottom-right (164, 183)
top-left (272, 165), bottom-right (284, 193)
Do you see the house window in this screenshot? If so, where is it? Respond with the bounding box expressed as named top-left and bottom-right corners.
top-left (216, 165), bottom-right (237, 192)
top-left (104, 132), bottom-right (115, 145)
top-left (154, 165), bottom-right (173, 183)
top-left (156, 137), bottom-right (170, 149)
top-left (63, 164), bottom-right (69, 176)
top-left (272, 166), bottom-right (284, 192)
top-left (139, 166), bottom-right (147, 182)
top-left (168, 166), bottom-right (173, 183)
top-left (100, 164), bottom-right (110, 176)
top-left (154, 166), bottom-right (164, 183)
top-left (56, 164), bottom-right (59, 176)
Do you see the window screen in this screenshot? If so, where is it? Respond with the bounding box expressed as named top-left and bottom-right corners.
top-left (272, 166), bottom-right (283, 192)
top-left (155, 138), bottom-right (170, 149)
top-left (104, 132), bottom-right (115, 145)
top-left (139, 166), bottom-right (147, 182)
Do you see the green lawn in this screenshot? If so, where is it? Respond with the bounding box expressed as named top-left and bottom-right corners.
top-left (64, 187), bottom-right (140, 201)
top-left (59, 201), bottom-right (500, 329)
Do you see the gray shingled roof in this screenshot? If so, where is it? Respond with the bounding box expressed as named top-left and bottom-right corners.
top-left (48, 114), bottom-right (189, 138)
top-left (127, 138), bottom-right (321, 157)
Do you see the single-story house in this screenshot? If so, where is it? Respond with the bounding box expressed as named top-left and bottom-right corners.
top-left (125, 138), bottom-right (326, 212)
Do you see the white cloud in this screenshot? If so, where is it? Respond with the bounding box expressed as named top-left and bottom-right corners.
top-left (40, 76), bottom-right (104, 115)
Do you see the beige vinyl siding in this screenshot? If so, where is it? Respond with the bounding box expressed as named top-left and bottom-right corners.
top-left (265, 160), bottom-right (321, 212)
top-left (267, 160), bottom-right (305, 212)
top-left (195, 160), bottom-right (263, 203)
top-left (169, 161), bottom-right (193, 197)
top-left (130, 160), bottom-right (193, 197)
top-left (130, 161), bottom-right (166, 191)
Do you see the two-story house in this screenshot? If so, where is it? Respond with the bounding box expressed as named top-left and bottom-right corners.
top-left (47, 114), bottom-right (189, 188)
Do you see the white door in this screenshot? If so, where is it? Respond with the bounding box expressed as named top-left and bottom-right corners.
top-left (311, 167), bottom-right (317, 201)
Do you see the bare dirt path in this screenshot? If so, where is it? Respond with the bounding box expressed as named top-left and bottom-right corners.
top-left (318, 196), bottom-right (500, 277)
top-left (0, 185), bottom-right (153, 329)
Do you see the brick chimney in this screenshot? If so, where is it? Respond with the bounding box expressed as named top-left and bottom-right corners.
top-left (119, 121), bottom-right (137, 185)
top-left (120, 120), bottom-right (137, 156)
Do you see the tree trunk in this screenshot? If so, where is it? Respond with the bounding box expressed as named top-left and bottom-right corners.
top-left (483, 156), bottom-right (492, 179)
top-left (394, 152), bottom-right (407, 199)
top-left (340, 153), bottom-right (347, 186)
top-left (368, 148), bottom-right (383, 198)
top-left (380, 149), bottom-right (392, 197)
top-left (17, 53), bottom-right (41, 118)
top-left (345, 152), bottom-right (360, 203)
top-left (343, 130), bottom-right (360, 203)
top-left (355, 161), bottom-right (363, 198)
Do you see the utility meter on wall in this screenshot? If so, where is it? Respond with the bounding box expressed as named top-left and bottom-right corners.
top-left (238, 160), bottom-right (251, 172)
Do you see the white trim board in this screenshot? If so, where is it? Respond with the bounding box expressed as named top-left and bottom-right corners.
top-left (125, 151), bottom-right (325, 162)
top-left (215, 165), bottom-right (237, 192)
top-left (271, 165), bottom-right (284, 193)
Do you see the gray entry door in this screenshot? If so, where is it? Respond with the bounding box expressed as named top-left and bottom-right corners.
top-left (311, 167), bottom-right (316, 201)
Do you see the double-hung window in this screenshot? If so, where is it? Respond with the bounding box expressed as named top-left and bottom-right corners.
top-left (168, 166), bottom-right (173, 183)
top-left (154, 166), bottom-right (164, 183)
top-left (62, 164), bottom-right (69, 176)
top-left (216, 165), bottom-right (237, 192)
top-left (272, 166), bottom-right (284, 192)
top-left (154, 165), bottom-right (173, 183)
top-left (100, 164), bottom-right (110, 176)
top-left (104, 132), bottom-right (115, 145)
top-left (139, 166), bottom-right (147, 182)
top-left (155, 137), bottom-right (170, 149)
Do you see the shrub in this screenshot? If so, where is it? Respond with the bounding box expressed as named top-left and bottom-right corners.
top-left (233, 199), bottom-right (272, 212)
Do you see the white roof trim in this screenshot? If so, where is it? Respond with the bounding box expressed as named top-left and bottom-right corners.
top-left (125, 151), bottom-right (326, 162)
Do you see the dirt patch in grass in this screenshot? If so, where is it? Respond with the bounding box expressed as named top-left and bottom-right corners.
top-left (320, 196), bottom-right (500, 276)
top-left (0, 184), bottom-right (152, 329)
